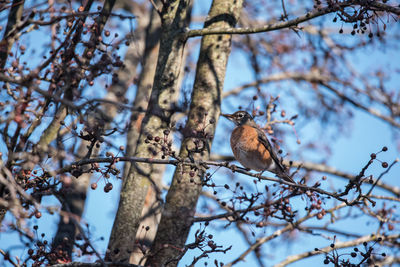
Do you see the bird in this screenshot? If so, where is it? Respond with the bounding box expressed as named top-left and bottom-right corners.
top-left (222, 111), bottom-right (294, 183)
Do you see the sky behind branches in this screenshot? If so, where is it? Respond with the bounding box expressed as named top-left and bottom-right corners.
top-left (0, 0), bottom-right (399, 266)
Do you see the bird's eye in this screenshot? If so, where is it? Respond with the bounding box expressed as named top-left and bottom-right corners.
top-left (237, 113), bottom-right (243, 118)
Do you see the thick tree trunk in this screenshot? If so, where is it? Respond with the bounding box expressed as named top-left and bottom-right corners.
top-left (124, 5), bottom-right (162, 179)
top-left (146, 0), bottom-right (244, 266)
top-left (123, 5), bottom-right (162, 265)
top-left (106, 1), bottom-right (192, 263)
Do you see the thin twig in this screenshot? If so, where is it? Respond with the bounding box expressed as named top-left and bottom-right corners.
top-left (148, 0), bottom-right (162, 15)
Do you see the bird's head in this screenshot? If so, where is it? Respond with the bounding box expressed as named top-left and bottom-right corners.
top-left (222, 111), bottom-right (255, 126)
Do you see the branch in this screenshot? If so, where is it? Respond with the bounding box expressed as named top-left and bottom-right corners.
top-left (185, 1), bottom-right (400, 38)
top-left (0, 248), bottom-right (18, 267)
top-left (273, 234), bottom-right (400, 267)
top-left (223, 203), bottom-right (348, 266)
top-left (51, 262), bottom-right (141, 267)
top-left (148, 0), bottom-right (162, 15)
top-left (369, 1), bottom-right (400, 15)
top-left (0, 0), bottom-right (25, 69)
top-left (222, 71), bottom-right (400, 129)
top-left (296, 225), bottom-right (362, 239)
top-left (289, 159), bottom-right (400, 197)
top-left (56, 198), bottom-right (106, 265)
top-left (55, 155), bottom-right (393, 205)
top-left (211, 154), bottom-right (400, 196)
top-left (320, 81), bottom-right (400, 129)
top-left (194, 191), bottom-right (299, 223)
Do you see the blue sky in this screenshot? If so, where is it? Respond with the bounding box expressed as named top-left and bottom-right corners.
top-left (1, 1), bottom-right (399, 266)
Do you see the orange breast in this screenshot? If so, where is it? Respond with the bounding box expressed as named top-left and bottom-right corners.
top-left (230, 125), bottom-right (273, 171)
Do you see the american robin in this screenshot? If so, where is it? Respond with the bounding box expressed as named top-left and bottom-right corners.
top-left (222, 111), bottom-right (294, 183)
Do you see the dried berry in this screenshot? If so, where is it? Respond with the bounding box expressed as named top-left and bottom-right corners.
top-left (104, 183), bottom-right (113, 192)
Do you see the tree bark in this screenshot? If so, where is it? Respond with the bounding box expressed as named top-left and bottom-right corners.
top-left (0, 0), bottom-right (25, 69)
top-left (124, 5), bottom-right (162, 179)
top-left (146, 0), bottom-right (244, 266)
top-left (123, 4), bottom-right (162, 265)
top-left (106, 1), bottom-right (192, 263)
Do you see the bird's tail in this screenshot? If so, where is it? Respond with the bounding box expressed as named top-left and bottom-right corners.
top-left (269, 157), bottom-right (295, 183)
top-left (277, 171), bottom-right (295, 183)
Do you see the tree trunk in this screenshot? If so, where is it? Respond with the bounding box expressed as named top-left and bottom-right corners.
top-left (146, 0), bottom-right (244, 266)
top-left (0, 0), bottom-right (25, 69)
top-left (106, 1), bottom-right (192, 263)
top-left (123, 5), bottom-right (162, 265)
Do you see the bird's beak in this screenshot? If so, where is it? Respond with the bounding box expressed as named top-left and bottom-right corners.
top-left (221, 113), bottom-right (233, 120)
top-left (221, 113), bottom-right (236, 124)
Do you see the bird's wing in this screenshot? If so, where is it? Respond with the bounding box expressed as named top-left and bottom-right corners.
top-left (255, 127), bottom-right (295, 183)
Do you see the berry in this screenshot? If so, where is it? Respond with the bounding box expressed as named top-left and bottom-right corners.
top-left (34, 211), bottom-right (42, 218)
top-left (104, 183), bottom-right (113, 192)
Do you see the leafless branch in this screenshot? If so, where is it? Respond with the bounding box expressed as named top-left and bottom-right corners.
top-left (273, 234), bottom-right (400, 267)
top-left (185, 1), bottom-right (400, 38)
